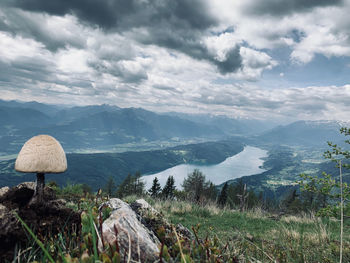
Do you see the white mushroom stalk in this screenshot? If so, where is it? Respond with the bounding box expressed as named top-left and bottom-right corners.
top-left (15, 135), bottom-right (67, 204)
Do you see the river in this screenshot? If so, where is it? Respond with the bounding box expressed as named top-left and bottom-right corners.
top-left (142, 146), bottom-right (268, 189)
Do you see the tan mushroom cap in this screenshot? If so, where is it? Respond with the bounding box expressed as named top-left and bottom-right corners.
top-left (15, 135), bottom-right (67, 173)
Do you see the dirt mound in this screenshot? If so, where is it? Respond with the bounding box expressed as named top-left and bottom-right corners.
top-left (0, 183), bottom-right (81, 262)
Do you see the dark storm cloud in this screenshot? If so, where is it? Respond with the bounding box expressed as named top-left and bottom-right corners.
top-left (6, 0), bottom-right (242, 73)
top-left (245, 0), bottom-right (343, 16)
top-left (215, 47), bottom-right (242, 74)
top-left (9, 0), bottom-right (135, 29)
top-left (0, 8), bottom-right (85, 51)
top-left (9, 0), bottom-right (215, 30)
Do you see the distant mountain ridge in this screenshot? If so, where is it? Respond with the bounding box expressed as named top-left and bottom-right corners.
top-left (0, 100), bottom-right (225, 154)
top-left (164, 112), bottom-right (279, 135)
top-left (257, 120), bottom-right (349, 146)
top-left (0, 99), bottom-right (348, 155)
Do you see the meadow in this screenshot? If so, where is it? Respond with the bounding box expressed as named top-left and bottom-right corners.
top-left (12, 190), bottom-right (350, 263)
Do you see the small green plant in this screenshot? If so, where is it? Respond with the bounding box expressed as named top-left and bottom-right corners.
top-left (297, 127), bottom-right (350, 263)
top-left (15, 212), bottom-right (55, 263)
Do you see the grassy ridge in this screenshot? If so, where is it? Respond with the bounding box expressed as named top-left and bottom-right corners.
top-left (12, 191), bottom-right (350, 262)
top-left (145, 198), bottom-right (350, 262)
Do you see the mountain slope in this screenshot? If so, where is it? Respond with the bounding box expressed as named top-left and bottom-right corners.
top-left (257, 120), bottom-right (347, 146)
top-left (0, 99), bottom-right (62, 117)
top-left (0, 106), bottom-right (52, 127)
top-left (0, 100), bottom-right (225, 154)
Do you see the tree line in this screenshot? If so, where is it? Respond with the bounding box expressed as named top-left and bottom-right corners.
top-left (102, 168), bottom-right (264, 211)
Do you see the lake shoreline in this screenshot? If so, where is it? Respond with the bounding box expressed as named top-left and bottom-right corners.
top-left (142, 146), bottom-right (268, 189)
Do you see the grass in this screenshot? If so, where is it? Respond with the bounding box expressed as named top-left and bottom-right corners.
top-left (153, 199), bottom-right (350, 262)
top-left (11, 194), bottom-right (350, 262)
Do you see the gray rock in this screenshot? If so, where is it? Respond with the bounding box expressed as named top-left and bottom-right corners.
top-left (100, 198), bottom-right (160, 262)
top-left (101, 198), bottom-right (130, 210)
top-left (0, 186), bottom-right (10, 199)
top-left (132, 199), bottom-right (160, 217)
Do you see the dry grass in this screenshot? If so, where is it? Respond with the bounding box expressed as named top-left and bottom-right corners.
top-left (245, 206), bottom-right (268, 219)
top-left (280, 212), bottom-right (320, 224)
top-left (152, 199), bottom-right (228, 216)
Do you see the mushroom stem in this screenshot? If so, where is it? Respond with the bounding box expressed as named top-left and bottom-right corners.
top-left (35, 173), bottom-right (45, 203)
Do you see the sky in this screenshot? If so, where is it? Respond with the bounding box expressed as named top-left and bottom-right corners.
top-left (0, 0), bottom-right (350, 122)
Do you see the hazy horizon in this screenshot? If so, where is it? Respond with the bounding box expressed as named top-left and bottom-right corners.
top-left (2, 98), bottom-right (349, 125)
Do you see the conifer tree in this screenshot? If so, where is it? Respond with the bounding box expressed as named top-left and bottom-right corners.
top-left (116, 172), bottom-right (145, 198)
top-left (162, 176), bottom-right (176, 199)
top-left (205, 182), bottom-right (218, 201)
top-left (133, 171), bottom-right (145, 195)
top-left (218, 182), bottom-right (228, 207)
top-left (104, 176), bottom-right (116, 197)
top-left (149, 177), bottom-right (161, 198)
top-left (182, 169), bottom-right (209, 203)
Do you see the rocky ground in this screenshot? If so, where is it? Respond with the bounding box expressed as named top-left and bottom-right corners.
top-left (0, 183), bottom-right (193, 262)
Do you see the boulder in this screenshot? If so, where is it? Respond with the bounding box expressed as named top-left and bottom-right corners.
top-left (99, 198), bottom-right (160, 262)
top-left (0, 182), bottom-right (81, 261)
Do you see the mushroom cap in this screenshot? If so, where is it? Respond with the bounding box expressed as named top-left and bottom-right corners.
top-left (15, 135), bottom-right (67, 173)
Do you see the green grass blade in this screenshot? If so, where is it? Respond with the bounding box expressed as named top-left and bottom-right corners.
top-left (89, 209), bottom-right (99, 260)
top-left (14, 212), bottom-right (55, 263)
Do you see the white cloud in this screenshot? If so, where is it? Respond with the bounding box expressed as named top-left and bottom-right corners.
top-left (0, 0), bottom-right (350, 122)
top-left (56, 48), bottom-right (91, 74)
top-left (0, 31), bottom-right (47, 61)
top-left (208, 0), bottom-right (350, 64)
top-left (233, 47), bottom-right (277, 81)
top-left (204, 32), bottom-right (242, 61)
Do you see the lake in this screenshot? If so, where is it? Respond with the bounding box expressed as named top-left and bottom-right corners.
top-left (142, 146), bottom-right (268, 189)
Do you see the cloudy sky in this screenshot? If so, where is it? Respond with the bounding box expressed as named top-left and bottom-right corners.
top-left (0, 0), bottom-right (350, 121)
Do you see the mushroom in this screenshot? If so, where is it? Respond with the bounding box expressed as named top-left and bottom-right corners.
top-left (15, 135), bottom-right (67, 204)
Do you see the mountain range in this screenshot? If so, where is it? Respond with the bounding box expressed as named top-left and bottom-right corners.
top-left (0, 100), bottom-right (223, 154)
top-left (0, 99), bottom-right (348, 156)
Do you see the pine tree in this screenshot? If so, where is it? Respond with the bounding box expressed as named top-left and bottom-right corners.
top-left (116, 172), bottom-right (145, 198)
top-left (149, 177), bottom-right (161, 198)
top-left (133, 171), bottom-right (145, 196)
top-left (182, 169), bottom-right (210, 203)
top-left (162, 176), bottom-right (176, 199)
top-left (104, 176), bottom-right (116, 197)
top-left (205, 182), bottom-right (218, 202)
top-left (217, 182), bottom-right (228, 207)
top-left (116, 174), bottom-right (132, 198)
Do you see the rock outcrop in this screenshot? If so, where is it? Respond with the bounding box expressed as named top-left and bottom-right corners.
top-left (99, 198), bottom-right (160, 262)
top-left (99, 198), bottom-right (195, 262)
top-left (0, 182), bottom-right (81, 261)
